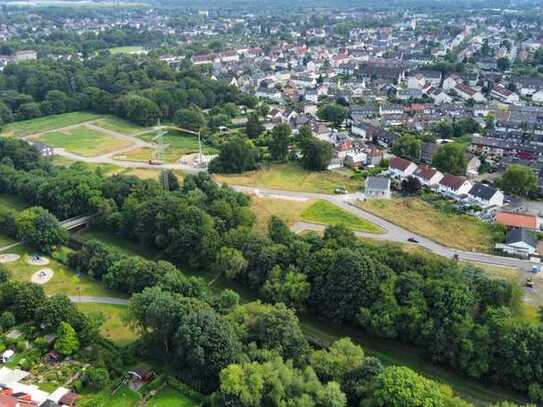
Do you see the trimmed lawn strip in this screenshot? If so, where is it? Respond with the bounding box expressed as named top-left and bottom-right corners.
top-left (77, 303), bottom-right (137, 346)
top-left (93, 116), bottom-right (147, 135)
top-left (35, 126), bottom-right (132, 157)
top-left (251, 196), bottom-right (312, 232)
top-left (1, 112), bottom-right (102, 137)
top-left (215, 163), bottom-right (360, 194)
top-left (146, 386), bottom-right (199, 407)
top-left (301, 200), bottom-right (383, 233)
top-left (108, 45), bottom-right (144, 54)
top-left (358, 197), bottom-right (495, 252)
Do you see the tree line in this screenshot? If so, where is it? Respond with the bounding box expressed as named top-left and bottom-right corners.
top-left (0, 138), bottom-right (541, 405)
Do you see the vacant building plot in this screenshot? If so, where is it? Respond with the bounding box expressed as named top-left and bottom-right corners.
top-left (0, 112), bottom-right (102, 137)
top-left (33, 126), bottom-right (133, 157)
top-left (93, 115), bottom-right (148, 135)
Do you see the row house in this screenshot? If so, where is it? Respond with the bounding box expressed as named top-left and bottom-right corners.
top-left (490, 84), bottom-right (520, 105)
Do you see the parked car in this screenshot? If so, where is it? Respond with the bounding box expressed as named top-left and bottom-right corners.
top-left (407, 237), bottom-right (419, 243)
top-left (334, 187), bottom-right (348, 194)
top-left (1, 349), bottom-right (14, 363)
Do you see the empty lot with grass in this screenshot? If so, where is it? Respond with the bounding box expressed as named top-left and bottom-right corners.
top-left (301, 200), bottom-right (384, 233)
top-left (93, 115), bottom-right (147, 134)
top-left (33, 126), bottom-right (133, 156)
top-left (77, 303), bottom-right (136, 345)
top-left (251, 196), bottom-right (312, 232)
top-left (358, 197), bottom-right (496, 252)
top-left (215, 163), bottom-right (361, 194)
top-left (0, 112), bottom-right (102, 137)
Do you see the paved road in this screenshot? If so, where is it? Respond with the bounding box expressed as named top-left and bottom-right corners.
top-left (233, 185), bottom-right (535, 272)
top-left (68, 296), bottom-right (129, 305)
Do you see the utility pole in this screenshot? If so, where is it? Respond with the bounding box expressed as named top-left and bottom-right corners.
top-left (198, 130), bottom-right (203, 167)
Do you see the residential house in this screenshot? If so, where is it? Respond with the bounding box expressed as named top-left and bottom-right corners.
top-left (454, 83), bottom-right (486, 103)
top-left (438, 175), bottom-right (472, 198)
top-left (389, 156), bottom-right (418, 178)
top-left (533, 90), bottom-right (543, 104)
top-left (365, 146), bottom-right (384, 166)
top-left (344, 150), bottom-right (367, 168)
top-left (496, 228), bottom-right (538, 257)
top-left (467, 183), bottom-right (504, 208)
top-left (255, 87), bottom-right (282, 102)
top-left (465, 154), bottom-right (481, 177)
top-left (491, 84), bottom-right (520, 104)
top-left (420, 142), bottom-right (439, 163)
top-left (414, 166), bottom-right (444, 186)
top-left (365, 176), bottom-right (391, 199)
top-left (495, 211), bottom-right (540, 230)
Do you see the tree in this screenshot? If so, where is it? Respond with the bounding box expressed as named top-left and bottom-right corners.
top-left (208, 137), bottom-right (258, 173)
top-left (401, 176), bottom-right (422, 195)
top-left (15, 207), bottom-right (67, 253)
top-left (367, 366), bottom-right (446, 407)
top-left (301, 138), bottom-right (334, 171)
top-left (116, 94), bottom-right (160, 126)
top-left (318, 103), bottom-right (348, 127)
top-left (432, 143), bottom-right (466, 175)
top-left (0, 311), bottom-right (15, 331)
top-left (174, 108), bottom-right (205, 132)
top-left (174, 308), bottom-right (241, 392)
top-left (311, 338), bottom-right (365, 383)
top-left (261, 265), bottom-right (310, 310)
top-left (54, 322), bottom-right (80, 356)
top-left (159, 170), bottom-right (180, 191)
top-left (269, 124), bottom-right (291, 162)
top-left (498, 164), bottom-right (538, 197)
top-left (213, 246), bottom-right (248, 280)
top-left (497, 57), bottom-right (511, 71)
top-left (245, 114), bottom-right (265, 138)
top-left (84, 367), bottom-right (110, 390)
top-left (391, 135), bottom-right (421, 161)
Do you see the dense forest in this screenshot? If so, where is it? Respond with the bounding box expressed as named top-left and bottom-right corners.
top-left (0, 53), bottom-right (242, 127)
top-left (0, 137), bottom-right (541, 405)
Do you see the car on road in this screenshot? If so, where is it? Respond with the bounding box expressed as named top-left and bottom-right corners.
top-left (407, 237), bottom-right (419, 243)
top-left (334, 187), bottom-right (348, 194)
top-left (526, 279), bottom-right (535, 288)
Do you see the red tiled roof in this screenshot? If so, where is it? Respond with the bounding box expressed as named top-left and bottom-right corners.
top-left (456, 83), bottom-right (476, 96)
top-left (415, 165), bottom-right (438, 180)
top-left (496, 212), bottom-right (537, 229)
top-left (390, 156), bottom-right (414, 171)
top-left (439, 175), bottom-right (467, 190)
top-left (0, 394), bottom-right (17, 407)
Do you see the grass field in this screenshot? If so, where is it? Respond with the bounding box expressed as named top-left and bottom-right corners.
top-left (301, 200), bottom-right (384, 233)
top-left (77, 303), bottom-right (137, 345)
top-left (109, 45), bottom-right (145, 54)
top-left (215, 163), bottom-right (361, 194)
top-left (0, 112), bottom-right (102, 137)
top-left (34, 126), bottom-right (132, 157)
top-left (251, 196), bottom-right (312, 232)
top-left (146, 387), bottom-right (199, 407)
top-left (93, 116), bottom-right (147, 135)
top-left (0, 192), bottom-right (28, 212)
top-left (358, 197), bottom-right (496, 252)
top-left (4, 245), bottom-right (126, 298)
top-left (132, 129), bottom-right (218, 162)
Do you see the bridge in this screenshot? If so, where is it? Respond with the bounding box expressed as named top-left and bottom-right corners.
top-left (60, 215), bottom-right (94, 231)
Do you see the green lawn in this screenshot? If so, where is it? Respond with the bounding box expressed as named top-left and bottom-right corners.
top-left (0, 192), bottom-right (28, 211)
top-left (93, 116), bottom-right (148, 135)
top-left (215, 163), bottom-right (361, 194)
top-left (0, 112), bottom-right (102, 137)
top-left (81, 386), bottom-right (141, 407)
top-left (109, 45), bottom-right (145, 54)
top-left (300, 200), bottom-right (383, 233)
top-left (4, 245), bottom-right (126, 298)
top-left (77, 303), bottom-right (137, 345)
top-left (35, 126), bottom-right (132, 157)
top-left (131, 128), bottom-right (218, 162)
top-left (146, 387), bottom-right (199, 407)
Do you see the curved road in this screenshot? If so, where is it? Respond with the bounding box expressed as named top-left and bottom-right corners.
top-left (232, 185), bottom-right (535, 272)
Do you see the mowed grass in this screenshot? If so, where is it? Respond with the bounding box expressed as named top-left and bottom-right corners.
top-left (301, 200), bottom-right (383, 233)
top-left (109, 45), bottom-right (144, 54)
top-left (251, 196), bottom-right (312, 232)
top-left (134, 129), bottom-right (218, 162)
top-left (36, 126), bottom-right (133, 157)
top-left (93, 115), bottom-right (147, 135)
top-left (4, 245), bottom-right (126, 298)
top-left (81, 386), bottom-right (141, 407)
top-left (77, 303), bottom-right (137, 345)
top-left (215, 163), bottom-right (360, 194)
top-left (0, 112), bottom-right (102, 137)
top-left (146, 387), bottom-right (199, 407)
top-left (358, 197), bottom-right (495, 252)
top-left (0, 192), bottom-right (28, 211)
